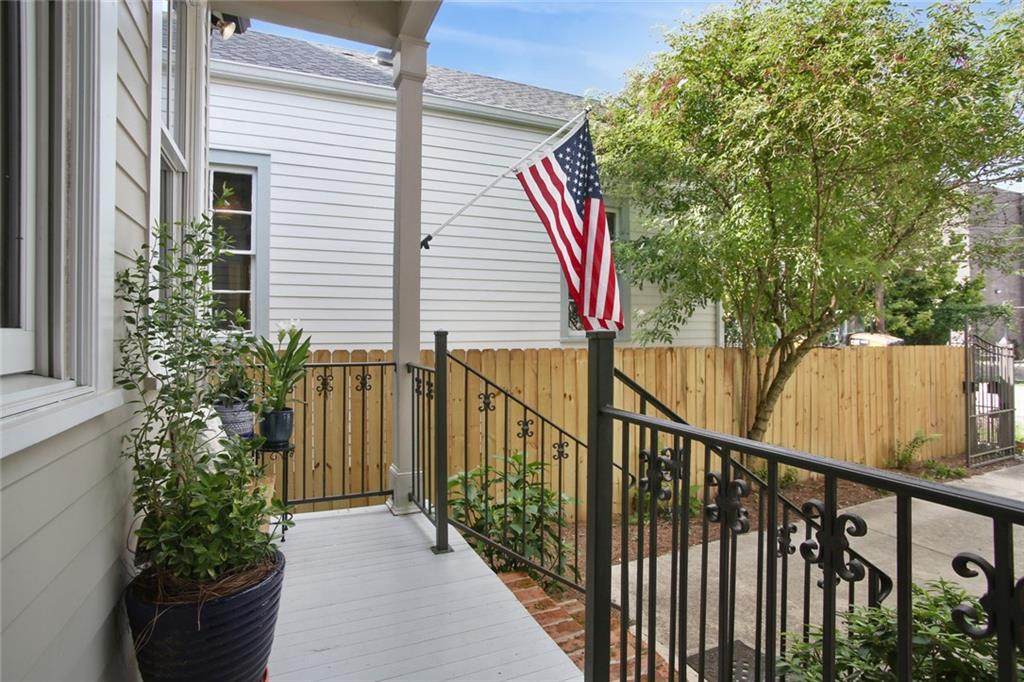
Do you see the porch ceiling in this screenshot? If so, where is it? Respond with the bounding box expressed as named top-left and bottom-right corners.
top-left (208, 0), bottom-right (440, 48)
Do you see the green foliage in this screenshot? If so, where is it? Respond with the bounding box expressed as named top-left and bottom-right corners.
top-left (212, 333), bottom-right (256, 407)
top-left (598, 0), bottom-right (1024, 439)
top-left (889, 430), bottom-right (940, 470)
top-left (116, 219), bottom-right (288, 588)
top-left (630, 483), bottom-right (702, 523)
top-left (779, 580), bottom-right (1018, 680)
top-left (254, 326), bottom-right (311, 413)
top-left (921, 459), bottom-right (967, 481)
top-left (880, 238), bottom-right (1012, 344)
top-left (448, 453), bottom-right (577, 581)
top-left (752, 464), bottom-right (800, 490)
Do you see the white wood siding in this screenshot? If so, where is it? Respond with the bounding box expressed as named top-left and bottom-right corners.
top-left (209, 74), bottom-right (720, 349)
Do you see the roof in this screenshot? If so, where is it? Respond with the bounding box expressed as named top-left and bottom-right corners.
top-left (211, 31), bottom-right (584, 121)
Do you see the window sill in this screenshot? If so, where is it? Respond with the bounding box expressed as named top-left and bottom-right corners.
top-left (0, 387), bottom-right (126, 458)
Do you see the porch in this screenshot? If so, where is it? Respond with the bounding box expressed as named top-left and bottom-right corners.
top-left (268, 506), bottom-right (582, 681)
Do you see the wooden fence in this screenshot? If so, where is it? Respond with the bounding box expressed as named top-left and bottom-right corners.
top-left (273, 345), bottom-right (965, 516)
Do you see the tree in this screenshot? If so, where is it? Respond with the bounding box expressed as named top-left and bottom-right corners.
top-left (597, 0), bottom-right (1024, 440)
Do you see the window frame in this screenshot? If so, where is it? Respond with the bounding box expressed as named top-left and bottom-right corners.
top-left (209, 149), bottom-right (271, 338)
top-left (559, 205), bottom-right (631, 342)
top-left (0, 0), bottom-right (119, 450)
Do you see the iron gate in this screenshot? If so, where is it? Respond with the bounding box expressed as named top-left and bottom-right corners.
top-left (965, 333), bottom-right (1016, 466)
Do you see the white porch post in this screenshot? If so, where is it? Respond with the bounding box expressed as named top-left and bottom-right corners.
top-left (388, 36), bottom-right (428, 514)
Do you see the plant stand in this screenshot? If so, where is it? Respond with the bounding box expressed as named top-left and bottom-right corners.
top-left (258, 443), bottom-right (294, 541)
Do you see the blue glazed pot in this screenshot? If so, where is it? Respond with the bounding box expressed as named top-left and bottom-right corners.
top-left (259, 409), bottom-right (294, 449)
top-left (125, 552), bottom-right (285, 682)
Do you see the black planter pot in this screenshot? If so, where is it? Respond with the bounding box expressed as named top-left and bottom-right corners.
top-left (125, 552), bottom-right (285, 682)
top-left (259, 409), bottom-right (294, 448)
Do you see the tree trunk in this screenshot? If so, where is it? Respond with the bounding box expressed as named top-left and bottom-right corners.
top-left (874, 280), bottom-right (886, 333)
top-left (746, 345), bottom-right (809, 441)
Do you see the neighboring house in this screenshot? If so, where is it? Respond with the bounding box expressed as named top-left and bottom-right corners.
top-left (0, 2), bottom-right (439, 680)
top-left (967, 186), bottom-right (1024, 349)
top-left (208, 31), bottom-right (723, 349)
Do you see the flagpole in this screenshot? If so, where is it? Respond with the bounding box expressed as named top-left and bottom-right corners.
top-left (420, 107), bottom-right (590, 249)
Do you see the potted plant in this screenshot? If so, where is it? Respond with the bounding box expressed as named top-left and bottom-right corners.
top-left (254, 325), bottom-right (311, 448)
top-left (116, 219), bottom-right (290, 682)
top-left (212, 333), bottom-right (257, 438)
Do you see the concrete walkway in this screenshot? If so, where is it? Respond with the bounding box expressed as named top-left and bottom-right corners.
top-left (612, 464), bottom-right (1024, 660)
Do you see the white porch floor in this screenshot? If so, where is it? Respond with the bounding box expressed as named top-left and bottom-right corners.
top-left (268, 506), bottom-right (583, 681)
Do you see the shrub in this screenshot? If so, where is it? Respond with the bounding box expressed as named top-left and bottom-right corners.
top-left (888, 430), bottom-right (939, 470)
top-left (779, 580), bottom-right (1018, 680)
top-left (922, 459), bottom-right (967, 481)
top-left (116, 219), bottom-right (288, 597)
top-left (448, 453), bottom-right (577, 581)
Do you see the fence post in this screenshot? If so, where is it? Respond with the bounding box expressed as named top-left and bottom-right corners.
top-left (432, 330), bottom-right (452, 554)
top-left (585, 331), bottom-right (615, 681)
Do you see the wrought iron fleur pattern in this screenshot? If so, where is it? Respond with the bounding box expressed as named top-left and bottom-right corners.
top-left (553, 441), bottom-right (569, 460)
top-left (638, 449), bottom-right (678, 503)
top-left (949, 552), bottom-right (1024, 643)
top-left (355, 372), bottom-right (372, 392)
top-left (516, 418), bottom-right (534, 439)
top-left (425, 380), bottom-right (434, 399)
top-left (478, 391), bottom-right (496, 412)
top-left (414, 376), bottom-right (424, 396)
top-left (798, 500), bottom-right (868, 583)
top-left (777, 521), bottom-right (798, 557)
top-left (705, 472), bottom-right (751, 534)
top-left (315, 373), bottom-right (334, 395)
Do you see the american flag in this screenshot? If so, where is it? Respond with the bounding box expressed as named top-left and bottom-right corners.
top-left (516, 119), bottom-right (623, 332)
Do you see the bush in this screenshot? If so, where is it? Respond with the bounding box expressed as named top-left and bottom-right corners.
top-left (630, 483), bottom-right (702, 523)
top-left (448, 453), bottom-right (577, 581)
top-left (779, 580), bottom-right (1018, 680)
top-left (921, 459), bottom-right (967, 481)
top-left (116, 219), bottom-right (288, 596)
top-left (888, 430), bottom-right (939, 470)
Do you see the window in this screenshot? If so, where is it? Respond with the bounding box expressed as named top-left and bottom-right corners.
top-left (160, 0), bottom-right (185, 147)
top-left (1, 0), bottom-right (118, 431)
top-left (209, 150), bottom-right (270, 337)
top-left (561, 207), bottom-right (630, 340)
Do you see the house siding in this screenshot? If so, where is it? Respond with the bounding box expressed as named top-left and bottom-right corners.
top-left (209, 74), bottom-right (720, 349)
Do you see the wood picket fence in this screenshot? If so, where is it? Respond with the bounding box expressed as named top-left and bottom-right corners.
top-left (272, 345), bottom-right (965, 514)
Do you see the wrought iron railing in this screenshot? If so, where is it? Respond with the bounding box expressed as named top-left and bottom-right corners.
top-left (585, 332), bottom-right (1024, 681)
top-left (261, 361), bottom-right (394, 514)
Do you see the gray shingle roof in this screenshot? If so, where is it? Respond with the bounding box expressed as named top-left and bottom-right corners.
top-left (211, 31), bottom-right (584, 121)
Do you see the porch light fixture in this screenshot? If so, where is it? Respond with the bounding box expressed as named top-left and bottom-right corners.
top-left (210, 12), bottom-right (249, 40)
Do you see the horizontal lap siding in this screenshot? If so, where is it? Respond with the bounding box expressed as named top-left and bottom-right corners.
top-left (210, 75), bottom-right (719, 349)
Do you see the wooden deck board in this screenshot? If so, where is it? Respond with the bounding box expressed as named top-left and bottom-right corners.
top-left (269, 506), bottom-right (582, 681)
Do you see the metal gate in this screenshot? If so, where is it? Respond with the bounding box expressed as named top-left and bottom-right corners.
top-left (965, 333), bottom-right (1016, 467)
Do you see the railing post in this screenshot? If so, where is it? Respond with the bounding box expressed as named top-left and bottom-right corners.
top-left (585, 331), bottom-right (615, 681)
top-left (432, 330), bottom-right (452, 554)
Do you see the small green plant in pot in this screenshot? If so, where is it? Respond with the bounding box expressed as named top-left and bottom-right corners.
top-left (116, 219), bottom-right (291, 682)
top-left (212, 330), bottom-right (257, 438)
top-left (254, 325), bottom-right (311, 447)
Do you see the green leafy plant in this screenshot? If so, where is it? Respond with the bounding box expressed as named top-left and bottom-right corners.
top-left (779, 580), bottom-right (1019, 680)
top-left (889, 430), bottom-right (940, 470)
top-left (254, 326), bottom-right (311, 413)
top-left (448, 453), bottom-right (577, 581)
top-left (753, 464), bottom-right (800, 490)
top-left (213, 333), bottom-right (256, 407)
top-left (921, 459), bottom-right (967, 482)
top-left (116, 219), bottom-right (289, 596)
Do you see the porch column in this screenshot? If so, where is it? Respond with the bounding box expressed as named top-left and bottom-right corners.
top-left (388, 36), bottom-right (427, 514)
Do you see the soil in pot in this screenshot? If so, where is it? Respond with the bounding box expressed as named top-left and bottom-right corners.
top-left (259, 409), bottom-right (294, 448)
top-left (125, 552), bottom-right (285, 682)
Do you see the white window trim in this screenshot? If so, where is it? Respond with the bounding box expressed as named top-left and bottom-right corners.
top-left (0, 0), bottom-right (120, 456)
top-left (559, 205), bottom-right (631, 343)
top-left (210, 149), bottom-right (271, 338)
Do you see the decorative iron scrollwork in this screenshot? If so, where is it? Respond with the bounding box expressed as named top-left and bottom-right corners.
top-left (478, 391), bottom-right (496, 412)
top-left (638, 449), bottom-right (675, 502)
top-left (705, 472), bottom-right (751, 534)
top-left (355, 372), bottom-right (372, 392)
top-left (950, 553), bottom-right (1001, 640)
top-left (553, 441), bottom-right (569, 460)
top-left (799, 500), bottom-right (868, 583)
top-left (414, 376), bottom-right (424, 396)
top-left (425, 379), bottom-right (434, 399)
top-left (315, 373), bottom-right (334, 395)
top-left (777, 521), bottom-right (798, 557)
top-left (516, 418), bottom-right (534, 439)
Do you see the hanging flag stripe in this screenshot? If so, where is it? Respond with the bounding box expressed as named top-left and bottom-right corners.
top-left (515, 119), bottom-right (623, 333)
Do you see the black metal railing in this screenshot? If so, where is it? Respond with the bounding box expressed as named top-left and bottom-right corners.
top-left (262, 360), bottom-right (394, 513)
top-left (966, 333), bottom-right (1016, 467)
top-left (585, 332), bottom-right (1024, 682)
